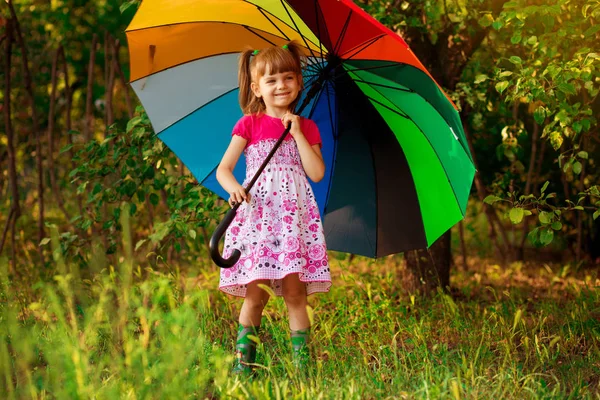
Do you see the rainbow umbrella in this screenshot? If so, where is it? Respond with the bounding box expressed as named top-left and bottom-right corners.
top-left (126, 0), bottom-right (476, 265)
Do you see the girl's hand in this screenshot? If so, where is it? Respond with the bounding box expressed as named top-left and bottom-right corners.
top-left (281, 112), bottom-right (303, 139)
top-left (229, 185), bottom-right (251, 207)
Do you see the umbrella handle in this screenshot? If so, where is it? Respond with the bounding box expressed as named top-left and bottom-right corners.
top-left (209, 202), bottom-right (243, 268)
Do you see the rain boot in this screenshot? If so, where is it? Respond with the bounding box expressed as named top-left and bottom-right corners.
top-left (291, 328), bottom-right (310, 373)
top-left (232, 324), bottom-right (259, 375)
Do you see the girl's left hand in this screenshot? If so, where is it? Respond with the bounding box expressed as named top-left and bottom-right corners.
top-left (281, 112), bottom-right (303, 139)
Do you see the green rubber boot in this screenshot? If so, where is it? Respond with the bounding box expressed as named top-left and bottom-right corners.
top-left (232, 324), bottom-right (259, 375)
top-left (291, 328), bottom-right (310, 373)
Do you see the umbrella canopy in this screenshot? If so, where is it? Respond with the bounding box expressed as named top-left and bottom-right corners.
top-left (126, 0), bottom-right (476, 258)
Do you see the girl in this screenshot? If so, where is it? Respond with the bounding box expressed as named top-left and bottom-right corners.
top-left (216, 42), bottom-right (331, 374)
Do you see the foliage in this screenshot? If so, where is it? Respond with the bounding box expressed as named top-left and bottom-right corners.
top-left (49, 106), bottom-right (225, 272)
top-left (484, 0), bottom-right (600, 245)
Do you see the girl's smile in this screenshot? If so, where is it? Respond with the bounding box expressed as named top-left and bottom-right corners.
top-left (252, 71), bottom-right (301, 116)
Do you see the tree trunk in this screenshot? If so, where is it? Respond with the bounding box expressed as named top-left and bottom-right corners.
top-left (111, 39), bottom-right (134, 118)
top-left (85, 34), bottom-right (98, 141)
top-left (404, 231), bottom-right (451, 294)
top-left (47, 48), bottom-right (71, 222)
top-left (1, 19), bottom-right (21, 275)
top-left (105, 33), bottom-right (116, 129)
top-left (8, 1), bottom-right (45, 264)
top-left (59, 46), bottom-right (85, 221)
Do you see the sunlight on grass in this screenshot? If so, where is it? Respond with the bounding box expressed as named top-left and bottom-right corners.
top-left (1, 216), bottom-right (599, 398)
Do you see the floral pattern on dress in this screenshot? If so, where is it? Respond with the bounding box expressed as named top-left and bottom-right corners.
top-left (219, 139), bottom-right (331, 297)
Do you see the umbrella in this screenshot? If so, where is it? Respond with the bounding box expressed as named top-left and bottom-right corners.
top-left (125, 0), bottom-right (476, 267)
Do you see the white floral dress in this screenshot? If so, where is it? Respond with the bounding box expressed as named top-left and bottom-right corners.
top-left (219, 114), bottom-right (331, 297)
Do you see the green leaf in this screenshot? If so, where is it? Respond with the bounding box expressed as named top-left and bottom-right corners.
top-left (188, 230), bottom-right (197, 240)
top-left (558, 82), bottom-right (576, 95)
top-left (549, 131), bottom-right (563, 150)
top-left (540, 181), bottom-right (549, 194)
top-left (474, 74), bottom-right (489, 84)
top-left (149, 193), bottom-right (159, 206)
top-left (495, 81), bottom-right (509, 94)
top-left (577, 151), bottom-right (588, 159)
top-left (120, 1), bottom-right (139, 14)
top-left (573, 161), bottom-right (582, 175)
top-left (527, 227), bottom-right (540, 245)
top-left (484, 195), bottom-right (502, 205)
top-left (551, 221), bottom-right (562, 231)
top-left (533, 107), bottom-right (546, 124)
top-left (126, 116), bottom-right (142, 133)
top-left (40, 238), bottom-right (51, 246)
top-left (135, 239), bottom-right (147, 251)
top-left (59, 144), bottom-right (74, 155)
top-left (509, 56), bottom-right (522, 64)
top-left (511, 32), bottom-right (522, 44)
top-left (509, 207), bottom-right (525, 224)
top-left (594, 210), bottom-right (600, 220)
top-left (527, 36), bottom-right (538, 45)
top-left (574, 206), bottom-right (584, 211)
top-left (479, 14), bottom-right (494, 27)
top-left (540, 228), bottom-right (554, 246)
top-left (538, 211), bottom-right (551, 224)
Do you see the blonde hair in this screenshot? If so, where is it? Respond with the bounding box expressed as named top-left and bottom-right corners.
top-left (238, 41), bottom-right (306, 115)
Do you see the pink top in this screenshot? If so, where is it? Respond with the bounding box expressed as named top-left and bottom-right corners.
top-left (232, 113), bottom-right (322, 148)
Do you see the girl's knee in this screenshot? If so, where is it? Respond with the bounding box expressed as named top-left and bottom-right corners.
top-left (283, 290), bottom-right (306, 307)
top-left (244, 296), bottom-right (267, 312)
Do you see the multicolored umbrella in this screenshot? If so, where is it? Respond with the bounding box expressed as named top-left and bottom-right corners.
top-left (126, 0), bottom-right (476, 263)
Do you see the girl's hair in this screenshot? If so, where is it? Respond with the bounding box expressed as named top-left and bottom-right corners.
top-left (238, 41), bottom-right (306, 115)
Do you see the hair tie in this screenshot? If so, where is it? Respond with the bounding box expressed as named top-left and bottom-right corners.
top-left (252, 49), bottom-right (259, 55)
top-left (282, 44), bottom-right (289, 50)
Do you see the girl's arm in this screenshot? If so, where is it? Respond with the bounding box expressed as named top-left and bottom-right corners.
top-left (281, 114), bottom-right (325, 182)
top-left (216, 136), bottom-right (251, 205)
top-left (294, 134), bottom-right (325, 183)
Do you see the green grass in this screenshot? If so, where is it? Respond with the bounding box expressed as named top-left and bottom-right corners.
top-left (1, 226), bottom-right (599, 398)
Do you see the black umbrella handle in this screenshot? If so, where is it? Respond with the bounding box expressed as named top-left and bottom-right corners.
top-left (210, 58), bottom-right (339, 268)
top-left (209, 202), bottom-right (242, 268)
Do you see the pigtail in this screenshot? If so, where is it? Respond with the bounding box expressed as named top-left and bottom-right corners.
top-left (238, 48), bottom-right (257, 115)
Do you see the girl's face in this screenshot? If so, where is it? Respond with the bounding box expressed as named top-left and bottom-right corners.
top-left (251, 69), bottom-right (301, 115)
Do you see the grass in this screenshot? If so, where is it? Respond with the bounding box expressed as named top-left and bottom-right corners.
top-left (1, 223), bottom-right (599, 398)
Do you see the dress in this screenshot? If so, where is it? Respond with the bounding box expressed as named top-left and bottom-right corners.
top-left (219, 113), bottom-right (331, 297)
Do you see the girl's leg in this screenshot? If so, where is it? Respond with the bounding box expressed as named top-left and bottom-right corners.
top-left (282, 274), bottom-right (310, 370)
top-left (282, 274), bottom-right (309, 330)
top-left (239, 279), bottom-right (271, 326)
top-left (234, 280), bottom-right (270, 374)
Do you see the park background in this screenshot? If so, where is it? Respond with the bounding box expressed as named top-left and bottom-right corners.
top-left (0, 0), bottom-right (599, 398)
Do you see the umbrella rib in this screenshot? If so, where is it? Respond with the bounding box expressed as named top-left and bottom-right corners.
top-left (154, 87), bottom-right (239, 136)
top-left (362, 94), bottom-right (409, 120)
top-left (280, 0), bottom-right (319, 61)
top-left (363, 91), bottom-right (466, 220)
top-left (313, 0), bottom-right (325, 60)
top-left (321, 85), bottom-right (339, 215)
top-left (350, 78), bottom-right (415, 93)
top-left (340, 34), bottom-right (385, 61)
top-left (256, 7), bottom-right (291, 41)
top-left (339, 61), bottom-right (405, 74)
top-left (243, 0), bottom-right (324, 51)
top-left (333, 10), bottom-right (353, 56)
top-left (244, 26), bottom-right (278, 46)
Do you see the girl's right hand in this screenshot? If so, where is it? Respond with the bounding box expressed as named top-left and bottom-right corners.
top-left (228, 186), bottom-right (251, 207)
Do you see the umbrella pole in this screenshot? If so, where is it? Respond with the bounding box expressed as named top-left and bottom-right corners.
top-left (210, 60), bottom-right (337, 268)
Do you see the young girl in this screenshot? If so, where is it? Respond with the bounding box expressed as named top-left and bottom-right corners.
top-left (216, 42), bottom-right (331, 374)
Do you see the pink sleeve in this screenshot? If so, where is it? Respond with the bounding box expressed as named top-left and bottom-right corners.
top-left (231, 116), bottom-right (251, 141)
top-left (302, 118), bottom-right (322, 148)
